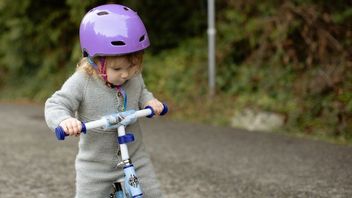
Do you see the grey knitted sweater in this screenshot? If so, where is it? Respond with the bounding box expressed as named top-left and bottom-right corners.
top-left (45, 71), bottom-right (163, 198)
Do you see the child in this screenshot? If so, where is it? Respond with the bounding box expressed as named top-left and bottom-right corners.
top-left (45, 4), bottom-right (164, 198)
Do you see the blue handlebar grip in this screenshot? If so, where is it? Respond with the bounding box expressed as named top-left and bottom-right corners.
top-left (160, 103), bottom-right (168, 115)
top-left (145, 103), bottom-right (168, 118)
top-left (55, 126), bottom-right (67, 140)
top-left (81, 122), bottom-right (87, 133)
top-left (55, 122), bottom-right (87, 141)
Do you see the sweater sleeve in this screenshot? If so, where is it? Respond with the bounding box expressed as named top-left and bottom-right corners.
top-left (44, 71), bottom-right (88, 131)
top-left (138, 73), bottom-right (155, 109)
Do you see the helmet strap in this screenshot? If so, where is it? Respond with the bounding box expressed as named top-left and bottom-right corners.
top-left (98, 57), bottom-right (118, 88)
top-left (88, 56), bottom-right (109, 85)
top-left (87, 56), bottom-right (98, 68)
top-left (99, 57), bottom-right (108, 82)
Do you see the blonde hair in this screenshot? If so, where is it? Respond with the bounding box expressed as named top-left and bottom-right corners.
top-left (76, 51), bottom-right (144, 79)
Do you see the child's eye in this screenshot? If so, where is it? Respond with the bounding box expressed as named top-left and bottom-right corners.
top-left (113, 68), bottom-right (121, 71)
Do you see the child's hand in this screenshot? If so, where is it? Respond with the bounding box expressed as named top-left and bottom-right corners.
top-left (145, 99), bottom-right (164, 115)
top-left (59, 118), bottom-right (82, 137)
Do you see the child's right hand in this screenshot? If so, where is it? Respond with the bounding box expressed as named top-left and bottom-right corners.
top-left (59, 118), bottom-right (82, 137)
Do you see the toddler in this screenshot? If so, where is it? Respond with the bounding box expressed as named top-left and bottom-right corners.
top-left (45, 4), bottom-right (164, 198)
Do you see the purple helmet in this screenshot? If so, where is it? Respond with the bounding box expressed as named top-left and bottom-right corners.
top-left (79, 4), bottom-right (150, 57)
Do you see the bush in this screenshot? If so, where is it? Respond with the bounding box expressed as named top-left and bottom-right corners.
top-left (215, 1), bottom-right (352, 140)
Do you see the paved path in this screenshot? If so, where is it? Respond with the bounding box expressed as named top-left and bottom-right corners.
top-left (0, 103), bottom-right (352, 198)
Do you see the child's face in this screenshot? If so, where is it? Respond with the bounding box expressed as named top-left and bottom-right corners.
top-left (105, 56), bottom-right (138, 86)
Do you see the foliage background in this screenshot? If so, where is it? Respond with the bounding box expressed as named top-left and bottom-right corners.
top-left (0, 0), bottom-right (351, 143)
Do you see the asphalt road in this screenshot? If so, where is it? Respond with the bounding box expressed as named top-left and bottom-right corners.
top-left (0, 103), bottom-right (352, 198)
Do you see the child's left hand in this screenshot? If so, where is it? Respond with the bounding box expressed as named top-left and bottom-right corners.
top-left (144, 99), bottom-right (164, 115)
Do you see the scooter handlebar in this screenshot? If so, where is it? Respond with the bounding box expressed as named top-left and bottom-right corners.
top-left (54, 103), bottom-right (168, 140)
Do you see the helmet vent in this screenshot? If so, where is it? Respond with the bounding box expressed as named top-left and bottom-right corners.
top-left (97, 11), bottom-right (109, 16)
top-left (123, 7), bottom-right (129, 11)
top-left (139, 35), bottom-right (145, 42)
top-left (111, 41), bottom-right (126, 46)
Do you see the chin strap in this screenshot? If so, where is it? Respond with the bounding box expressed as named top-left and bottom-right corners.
top-left (87, 56), bottom-right (108, 82)
top-left (98, 57), bottom-right (108, 82)
top-left (116, 86), bottom-right (127, 111)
